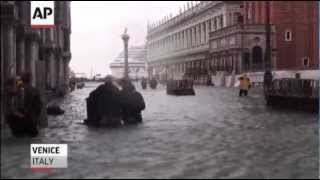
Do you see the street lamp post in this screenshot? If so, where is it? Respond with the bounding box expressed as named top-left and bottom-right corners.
top-left (264, 1), bottom-right (273, 91)
top-left (121, 28), bottom-right (130, 79)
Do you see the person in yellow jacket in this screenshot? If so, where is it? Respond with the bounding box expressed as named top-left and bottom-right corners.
top-left (239, 74), bottom-right (251, 97)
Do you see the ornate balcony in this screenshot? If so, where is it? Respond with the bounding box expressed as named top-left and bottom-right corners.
top-left (209, 23), bottom-right (276, 54)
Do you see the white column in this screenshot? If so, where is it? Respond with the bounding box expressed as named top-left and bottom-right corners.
top-left (180, 32), bottom-right (183, 50)
top-left (26, 38), bottom-right (39, 87)
top-left (202, 23), bottom-right (205, 44)
top-left (211, 18), bottom-right (215, 32)
top-left (2, 24), bottom-right (16, 80)
top-left (201, 23), bottom-right (204, 45)
top-left (183, 29), bottom-right (188, 49)
top-left (200, 22), bottom-right (205, 44)
top-left (58, 56), bottom-right (65, 93)
top-left (165, 38), bottom-right (167, 53)
top-left (194, 26), bottom-right (197, 47)
top-left (186, 29), bottom-right (190, 48)
top-left (163, 39), bottom-right (166, 53)
top-left (177, 33), bottom-right (181, 50)
top-left (192, 27), bottom-right (195, 47)
top-left (238, 53), bottom-right (242, 74)
top-left (162, 39), bottom-right (164, 53)
top-left (176, 34), bottom-right (178, 51)
top-left (170, 35), bottom-right (173, 52)
top-left (189, 29), bottom-right (192, 48)
top-left (160, 39), bottom-right (162, 54)
top-left (175, 34), bottom-right (178, 50)
top-left (173, 34), bottom-right (176, 50)
top-left (206, 20), bottom-right (210, 43)
top-left (198, 24), bottom-right (201, 46)
top-left (168, 36), bottom-right (171, 51)
top-left (48, 51), bottom-right (56, 89)
top-left (191, 28), bottom-right (194, 47)
top-left (64, 59), bottom-right (70, 92)
top-left (182, 31), bottom-right (185, 49)
top-left (16, 37), bottom-right (25, 75)
top-left (170, 35), bottom-right (173, 51)
top-left (195, 25), bottom-right (199, 46)
top-left (197, 25), bottom-right (200, 46)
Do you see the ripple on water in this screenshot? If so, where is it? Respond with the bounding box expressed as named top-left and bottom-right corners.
top-left (1, 84), bottom-right (318, 179)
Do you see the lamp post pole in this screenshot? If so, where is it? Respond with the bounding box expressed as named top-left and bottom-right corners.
top-left (121, 28), bottom-right (130, 79)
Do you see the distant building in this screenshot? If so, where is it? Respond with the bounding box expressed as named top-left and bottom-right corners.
top-left (146, 1), bottom-right (243, 84)
top-left (109, 45), bottom-right (147, 80)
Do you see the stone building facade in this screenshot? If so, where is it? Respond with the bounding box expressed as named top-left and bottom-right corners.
top-left (147, 1), bottom-right (243, 84)
top-left (242, 1), bottom-right (319, 79)
top-left (208, 23), bottom-right (277, 86)
top-left (147, 1), bottom-right (319, 86)
top-left (244, 1), bottom-right (320, 79)
top-left (208, 1), bottom-right (319, 86)
top-left (1, 1), bottom-right (71, 126)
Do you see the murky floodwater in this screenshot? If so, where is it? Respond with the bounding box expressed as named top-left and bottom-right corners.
top-left (1, 82), bottom-right (318, 179)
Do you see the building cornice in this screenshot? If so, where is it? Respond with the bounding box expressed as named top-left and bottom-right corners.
top-left (148, 2), bottom-right (224, 36)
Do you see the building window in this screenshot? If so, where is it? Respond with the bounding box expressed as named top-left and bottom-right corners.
top-left (230, 36), bottom-right (236, 45)
top-left (302, 57), bottom-right (310, 67)
top-left (214, 17), bottom-right (217, 30)
top-left (285, 29), bottom-right (292, 42)
top-left (247, 3), bottom-right (252, 20)
top-left (221, 39), bottom-right (226, 47)
top-left (203, 23), bottom-right (206, 43)
top-left (220, 15), bottom-right (224, 28)
top-left (211, 41), bottom-right (217, 49)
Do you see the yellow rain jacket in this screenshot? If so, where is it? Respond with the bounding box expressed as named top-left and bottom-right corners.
top-left (239, 76), bottom-right (251, 90)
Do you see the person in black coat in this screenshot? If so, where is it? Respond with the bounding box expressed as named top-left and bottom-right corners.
top-left (85, 76), bottom-right (123, 127)
top-left (119, 79), bottom-right (145, 124)
top-left (149, 78), bottom-right (158, 89)
top-left (99, 77), bottom-right (123, 127)
top-left (141, 77), bottom-right (147, 90)
top-left (7, 73), bottom-right (42, 137)
top-left (85, 84), bottom-right (105, 127)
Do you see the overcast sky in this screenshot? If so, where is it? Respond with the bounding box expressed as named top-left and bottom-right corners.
top-left (70, 1), bottom-right (189, 78)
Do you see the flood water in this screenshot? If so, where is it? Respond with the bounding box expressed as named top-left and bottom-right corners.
top-left (1, 82), bottom-right (318, 179)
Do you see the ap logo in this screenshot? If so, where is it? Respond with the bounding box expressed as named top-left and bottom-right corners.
top-left (31, 1), bottom-right (55, 28)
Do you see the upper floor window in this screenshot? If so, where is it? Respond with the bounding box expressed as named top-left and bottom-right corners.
top-left (230, 36), bottom-right (236, 45)
top-left (285, 29), bottom-right (293, 42)
top-left (247, 3), bottom-right (252, 20)
top-left (211, 41), bottom-right (217, 49)
top-left (214, 18), bottom-right (217, 30)
top-left (302, 57), bottom-right (310, 67)
top-left (220, 15), bottom-right (224, 28)
top-left (221, 39), bottom-right (226, 47)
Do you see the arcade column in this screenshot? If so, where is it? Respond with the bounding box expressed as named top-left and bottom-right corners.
top-left (25, 28), bottom-right (40, 87)
top-left (0, 2), bottom-right (17, 127)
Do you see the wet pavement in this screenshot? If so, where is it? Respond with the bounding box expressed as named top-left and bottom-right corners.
top-left (1, 82), bottom-right (319, 179)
